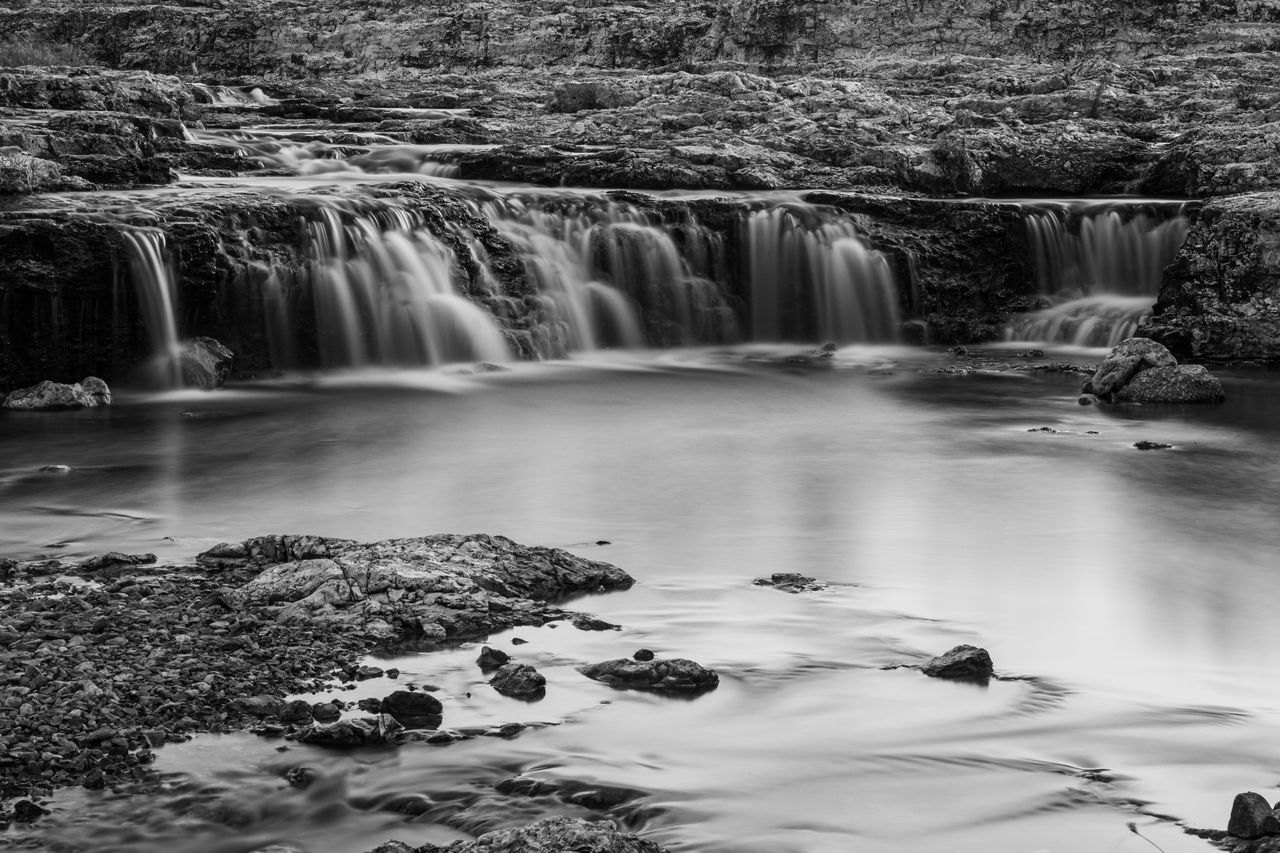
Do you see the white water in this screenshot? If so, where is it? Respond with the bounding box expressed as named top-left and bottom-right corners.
top-left (120, 229), bottom-right (183, 388)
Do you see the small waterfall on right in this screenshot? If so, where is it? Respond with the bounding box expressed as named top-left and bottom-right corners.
top-left (1006, 204), bottom-right (1190, 348)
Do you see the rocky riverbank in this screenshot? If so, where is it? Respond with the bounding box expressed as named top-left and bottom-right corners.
top-left (0, 534), bottom-right (640, 822)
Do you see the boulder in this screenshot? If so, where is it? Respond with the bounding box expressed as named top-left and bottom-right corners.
top-left (1114, 365), bottom-right (1225, 403)
top-left (177, 336), bottom-right (235, 389)
top-left (476, 646), bottom-right (510, 670)
top-left (489, 663), bottom-right (547, 698)
top-left (1227, 792), bottom-right (1279, 839)
top-left (228, 695), bottom-right (287, 717)
top-left (379, 690), bottom-right (443, 727)
top-left (921, 645), bottom-right (994, 680)
top-left (1, 377), bottom-right (112, 410)
top-left (578, 658), bottom-right (718, 693)
top-left (1083, 338), bottom-right (1178, 398)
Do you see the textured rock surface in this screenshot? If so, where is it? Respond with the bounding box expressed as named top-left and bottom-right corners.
top-left (578, 658), bottom-right (719, 692)
top-left (1, 377), bottom-right (111, 409)
top-left (921, 645), bottom-right (994, 679)
top-left (204, 533), bottom-right (633, 639)
top-left (489, 663), bottom-right (547, 698)
top-left (1115, 364), bottom-right (1226, 402)
top-left (1143, 193), bottom-right (1280, 363)
top-left (1228, 792), bottom-right (1280, 840)
top-left (413, 815), bottom-right (669, 853)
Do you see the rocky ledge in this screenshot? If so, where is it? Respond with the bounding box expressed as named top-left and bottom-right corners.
top-left (0, 534), bottom-right (633, 814)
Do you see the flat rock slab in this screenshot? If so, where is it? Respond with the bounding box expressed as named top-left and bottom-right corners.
top-left (578, 658), bottom-right (719, 693)
top-left (201, 534), bottom-right (633, 640)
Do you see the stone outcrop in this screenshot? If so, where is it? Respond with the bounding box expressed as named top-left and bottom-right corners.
top-left (1, 376), bottom-right (111, 410)
top-left (1142, 193), bottom-right (1280, 363)
top-left (1082, 338), bottom-right (1225, 402)
top-left (201, 533), bottom-right (634, 640)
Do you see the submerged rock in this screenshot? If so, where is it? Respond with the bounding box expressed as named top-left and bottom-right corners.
top-left (1133, 440), bottom-right (1173, 451)
top-left (1, 377), bottom-right (111, 410)
top-left (489, 663), bottom-right (547, 698)
top-left (476, 646), bottom-right (510, 670)
top-left (921, 645), bottom-right (994, 680)
top-left (578, 658), bottom-right (718, 693)
top-left (753, 572), bottom-right (827, 593)
top-left (409, 815), bottom-right (669, 853)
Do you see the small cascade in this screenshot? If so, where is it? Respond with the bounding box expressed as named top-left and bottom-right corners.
top-left (303, 203), bottom-right (512, 368)
top-left (1009, 204), bottom-right (1190, 347)
top-left (191, 84), bottom-right (277, 108)
top-left (120, 229), bottom-right (183, 387)
top-left (745, 207), bottom-right (900, 343)
top-left (187, 129), bottom-right (465, 178)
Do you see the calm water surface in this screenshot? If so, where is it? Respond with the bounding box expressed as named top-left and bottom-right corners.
top-left (2, 347), bottom-right (1279, 853)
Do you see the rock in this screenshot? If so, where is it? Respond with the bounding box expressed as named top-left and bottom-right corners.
top-left (571, 615), bottom-right (621, 631)
top-left (78, 552), bottom-right (157, 571)
top-left (1134, 441), bottom-right (1173, 450)
top-left (753, 572), bottom-right (827, 593)
top-left (280, 700), bottom-right (314, 724)
top-left (1, 377), bottom-right (112, 410)
top-left (1077, 394), bottom-right (1101, 406)
top-left (354, 665), bottom-right (384, 680)
top-left (229, 695), bottom-right (287, 717)
top-left (379, 690), bottom-right (443, 727)
top-left (578, 658), bottom-right (718, 693)
top-left (632, 649), bottom-right (655, 661)
top-left (311, 702), bottom-right (341, 723)
top-left (489, 663), bottom-right (547, 698)
top-left (476, 646), bottom-right (510, 669)
top-left (921, 645), bottom-right (994, 680)
top-left (39, 465), bottom-right (72, 474)
top-left (1228, 792), bottom-right (1278, 839)
top-left (296, 715), bottom-right (403, 748)
top-left (11, 799), bottom-right (49, 822)
top-left (177, 337), bottom-right (235, 389)
top-left (419, 815), bottom-right (668, 853)
top-left (1085, 338), bottom-right (1179, 399)
top-left (1114, 365), bottom-right (1225, 403)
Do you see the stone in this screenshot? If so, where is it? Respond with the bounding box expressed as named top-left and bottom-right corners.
top-left (578, 658), bottom-right (718, 693)
top-left (489, 663), bottom-right (547, 698)
top-left (11, 799), bottom-right (49, 822)
top-left (228, 695), bottom-right (286, 717)
top-left (1114, 365), bottom-right (1225, 403)
top-left (423, 815), bottom-right (669, 853)
top-left (354, 665), bottom-right (384, 680)
top-left (753, 572), bottom-right (827, 593)
top-left (296, 715), bottom-right (403, 748)
top-left (476, 646), bottom-right (510, 669)
top-left (1228, 792), bottom-right (1276, 839)
top-left (632, 649), bottom-right (655, 661)
top-left (379, 690), bottom-right (443, 727)
top-left (1133, 441), bottom-right (1173, 451)
top-left (311, 702), bottom-right (341, 723)
top-left (1, 378), bottom-right (111, 410)
top-left (1085, 338), bottom-right (1179, 399)
top-left (177, 337), bottom-right (235, 389)
top-left (280, 700), bottom-right (314, 723)
top-left (78, 552), bottom-right (157, 571)
top-left (922, 645), bottom-right (994, 680)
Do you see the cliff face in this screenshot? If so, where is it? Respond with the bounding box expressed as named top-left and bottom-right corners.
top-left (2, 0), bottom-right (1278, 78)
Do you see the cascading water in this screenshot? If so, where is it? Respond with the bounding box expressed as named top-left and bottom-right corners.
top-left (1006, 204), bottom-right (1190, 347)
top-left (746, 206), bottom-right (900, 344)
top-left (120, 228), bottom-right (183, 387)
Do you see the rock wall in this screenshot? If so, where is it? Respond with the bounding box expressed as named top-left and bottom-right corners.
top-left (2, 0), bottom-right (1279, 78)
top-left (1142, 192), bottom-right (1280, 362)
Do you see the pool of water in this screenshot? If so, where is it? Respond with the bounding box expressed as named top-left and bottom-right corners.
top-left (3, 346), bottom-right (1280, 853)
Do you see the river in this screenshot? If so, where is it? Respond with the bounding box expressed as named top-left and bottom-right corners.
top-left (3, 345), bottom-right (1279, 853)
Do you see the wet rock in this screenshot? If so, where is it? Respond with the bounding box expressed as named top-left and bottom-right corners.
top-left (355, 665), bottom-right (384, 680)
top-left (11, 799), bottom-right (49, 822)
top-left (229, 695), bottom-right (287, 717)
top-left (571, 615), bottom-right (621, 631)
top-left (311, 702), bottom-right (341, 723)
top-left (1228, 792), bottom-right (1280, 839)
top-left (1, 377), bottom-right (112, 410)
top-left (78, 552), bottom-right (157, 571)
top-left (1078, 394), bottom-right (1102, 406)
top-left (1114, 365), bottom-right (1225, 403)
top-left (280, 700), bottom-right (314, 724)
top-left (379, 690), bottom-right (443, 727)
top-left (1134, 441), bottom-right (1173, 451)
top-left (416, 815), bottom-right (668, 853)
top-left (1084, 338), bottom-right (1178, 398)
top-left (753, 572), bottom-right (827, 593)
top-left (177, 337), bottom-right (235, 389)
top-left (476, 645), bottom-right (510, 670)
top-left (921, 645), bottom-right (994, 680)
top-left (489, 663), bottom-right (547, 698)
top-left (578, 658), bottom-right (718, 693)
top-left (296, 715), bottom-right (403, 747)
top-left (39, 464), bottom-right (72, 474)
top-left (633, 649), bottom-right (655, 661)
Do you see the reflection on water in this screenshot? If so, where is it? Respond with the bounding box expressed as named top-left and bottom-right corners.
top-left (2, 349), bottom-right (1280, 853)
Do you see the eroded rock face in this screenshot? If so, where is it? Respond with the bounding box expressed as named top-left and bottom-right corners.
top-left (578, 658), bottom-right (719, 693)
top-left (203, 534), bottom-right (633, 640)
top-left (1, 377), bottom-right (112, 410)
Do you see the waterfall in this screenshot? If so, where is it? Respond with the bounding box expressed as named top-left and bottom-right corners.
top-left (746, 207), bottom-right (900, 344)
top-left (121, 229), bottom-right (183, 388)
top-left (304, 203), bottom-right (512, 368)
top-left (1007, 204), bottom-right (1190, 348)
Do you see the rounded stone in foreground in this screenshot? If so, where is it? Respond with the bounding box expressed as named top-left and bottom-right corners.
top-left (921, 645), bottom-right (994, 680)
top-left (490, 663), bottom-right (547, 698)
top-left (379, 689), bottom-right (443, 727)
top-left (1228, 791), bottom-right (1278, 839)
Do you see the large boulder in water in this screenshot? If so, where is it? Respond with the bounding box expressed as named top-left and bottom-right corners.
top-left (1082, 338), bottom-right (1223, 403)
top-left (178, 336), bottom-right (235, 389)
top-left (379, 690), bottom-right (442, 727)
top-left (489, 663), bottom-right (547, 698)
top-left (578, 658), bottom-right (718, 693)
top-left (1114, 365), bottom-right (1225, 403)
top-left (2, 377), bottom-right (111, 410)
top-left (922, 645), bottom-right (994, 680)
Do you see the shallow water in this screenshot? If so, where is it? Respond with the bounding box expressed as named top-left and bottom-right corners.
top-left (3, 347), bottom-right (1280, 853)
